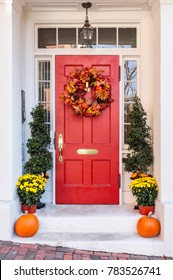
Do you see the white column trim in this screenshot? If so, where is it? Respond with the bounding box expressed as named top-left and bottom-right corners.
top-left (0, 0), bottom-right (24, 15)
top-left (149, 0), bottom-right (173, 15)
top-left (0, 0), bottom-right (12, 3)
top-left (160, 0), bottom-right (173, 3)
top-left (13, 0), bottom-right (24, 15)
top-left (149, 0), bottom-right (160, 15)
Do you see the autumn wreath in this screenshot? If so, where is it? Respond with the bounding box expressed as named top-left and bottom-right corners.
top-left (60, 67), bottom-right (113, 117)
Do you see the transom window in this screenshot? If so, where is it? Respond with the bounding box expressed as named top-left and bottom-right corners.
top-left (37, 27), bottom-right (137, 49)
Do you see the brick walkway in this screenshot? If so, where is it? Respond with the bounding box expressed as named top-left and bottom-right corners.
top-left (0, 241), bottom-right (172, 260)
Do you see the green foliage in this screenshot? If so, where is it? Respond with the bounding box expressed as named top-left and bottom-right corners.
top-left (24, 105), bottom-right (53, 175)
top-left (124, 96), bottom-right (153, 174)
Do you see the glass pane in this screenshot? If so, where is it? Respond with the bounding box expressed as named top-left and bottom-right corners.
top-left (38, 82), bottom-right (50, 103)
top-left (124, 60), bottom-right (137, 82)
top-left (98, 28), bottom-right (117, 48)
top-left (124, 82), bottom-right (137, 101)
top-left (58, 28), bottom-right (76, 48)
top-left (124, 124), bottom-right (131, 144)
top-left (46, 123), bottom-right (50, 135)
top-left (39, 61), bottom-right (50, 80)
top-left (38, 28), bottom-right (56, 48)
top-left (118, 28), bottom-right (136, 48)
top-left (124, 103), bottom-right (134, 123)
top-left (38, 61), bottom-right (51, 136)
top-left (78, 28), bottom-right (96, 48)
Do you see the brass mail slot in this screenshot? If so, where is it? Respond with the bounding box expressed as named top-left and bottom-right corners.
top-left (77, 149), bottom-right (99, 155)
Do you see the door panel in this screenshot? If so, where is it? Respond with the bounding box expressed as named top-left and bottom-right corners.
top-left (55, 55), bottom-right (119, 204)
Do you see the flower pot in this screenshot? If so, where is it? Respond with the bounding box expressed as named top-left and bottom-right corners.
top-left (139, 205), bottom-right (155, 215)
top-left (21, 204), bottom-right (37, 214)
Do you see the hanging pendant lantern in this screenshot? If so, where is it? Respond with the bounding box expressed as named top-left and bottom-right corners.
top-left (79, 2), bottom-right (94, 48)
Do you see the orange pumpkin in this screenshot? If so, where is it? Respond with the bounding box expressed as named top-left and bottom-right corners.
top-left (137, 211), bottom-right (160, 238)
top-left (130, 172), bottom-right (138, 179)
top-left (140, 173), bottom-right (149, 177)
top-left (15, 211), bottom-right (39, 237)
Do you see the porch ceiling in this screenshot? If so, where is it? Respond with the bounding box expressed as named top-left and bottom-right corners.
top-left (23, 0), bottom-right (151, 11)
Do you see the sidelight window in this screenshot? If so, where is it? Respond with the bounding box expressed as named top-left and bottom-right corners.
top-left (37, 60), bottom-right (51, 135)
top-left (123, 59), bottom-right (138, 145)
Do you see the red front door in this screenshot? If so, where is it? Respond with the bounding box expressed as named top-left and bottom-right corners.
top-left (55, 55), bottom-right (119, 204)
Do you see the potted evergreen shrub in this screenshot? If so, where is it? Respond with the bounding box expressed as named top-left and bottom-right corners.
top-left (24, 105), bottom-right (53, 209)
top-left (124, 96), bottom-right (153, 177)
top-left (123, 97), bottom-right (154, 209)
